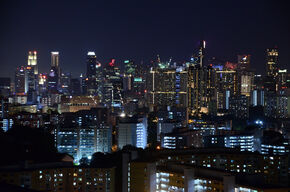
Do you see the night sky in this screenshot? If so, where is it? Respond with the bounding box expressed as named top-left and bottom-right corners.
top-left (0, 0), bottom-right (289, 78)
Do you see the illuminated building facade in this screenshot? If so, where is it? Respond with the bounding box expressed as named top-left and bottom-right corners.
top-left (26, 65), bottom-right (37, 103)
top-left (60, 72), bottom-right (71, 95)
top-left (229, 95), bottom-right (249, 119)
top-left (266, 48), bottom-right (279, 77)
top-left (239, 71), bottom-right (254, 97)
top-left (117, 116), bottom-right (147, 149)
top-left (103, 59), bottom-right (123, 108)
top-left (15, 66), bottom-right (27, 94)
top-left (51, 51), bottom-right (61, 85)
top-left (0, 166), bottom-right (115, 192)
top-left (238, 55), bottom-right (251, 71)
top-left (86, 51), bottom-right (99, 96)
top-left (27, 51), bottom-right (38, 75)
top-left (148, 67), bottom-right (176, 106)
top-left (57, 108), bottom-right (111, 163)
top-left (187, 64), bottom-right (216, 116)
top-left (175, 66), bottom-right (188, 107)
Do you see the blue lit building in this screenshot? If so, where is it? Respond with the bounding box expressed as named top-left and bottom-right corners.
top-left (118, 115), bottom-right (147, 149)
top-left (57, 108), bottom-right (111, 163)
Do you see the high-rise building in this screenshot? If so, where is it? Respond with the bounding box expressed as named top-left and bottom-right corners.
top-left (59, 72), bottom-right (71, 95)
top-left (229, 95), bottom-right (249, 119)
top-left (237, 55), bottom-right (250, 71)
top-left (38, 73), bottom-right (47, 96)
top-left (86, 51), bottom-right (101, 96)
top-left (239, 71), bottom-right (254, 97)
top-left (266, 48), bottom-right (278, 77)
top-left (47, 67), bottom-right (59, 94)
top-left (26, 66), bottom-right (37, 103)
top-left (123, 60), bottom-right (136, 92)
top-left (148, 66), bottom-right (176, 106)
top-left (117, 116), bottom-right (147, 149)
top-left (51, 51), bottom-right (59, 68)
top-left (27, 51), bottom-right (38, 75)
top-left (15, 66), bottom-right (27, 94)
top-left (51, 52), bottom-right (61, 85)
top-left (103, 59), bottom-right (123, 108)
top-left (175, 66), bottom-right (188, 107)
top-left (0, 78), bottom-right (11, 97)
top-left (57, 108), bottom-right (111, 163)
top-left (70, 78), bottom-right (81, 96)
top-left (187, 64), bottom-right (216, 116)
top-left (277, 69), bottom-right (289, 90)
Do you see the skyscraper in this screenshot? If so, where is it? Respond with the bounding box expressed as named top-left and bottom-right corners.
top-left (266, 48), bottom-right (278, 77)
top-left (187, 41), bottom-right (217, 116)
top-left (15, 66), bottom-right (26, 94)
top-left (26, 66), bottom-right (37, 103)
top-left (51, 52), bottom-right (61, 84)
top-left (51, 51), bottom-right (59, 68)
top-left (237, 55), bottom-right (251, 71)
top-left (27, 51), bottom-right (38, 75)
top-left (86, 52), bottom-right (98, 96)
top-left (103, 59), bottom-right (123, 108)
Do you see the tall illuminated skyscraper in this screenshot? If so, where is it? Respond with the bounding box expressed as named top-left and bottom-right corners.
top-left (51, 52), bottom-right (61, 85)
top-left (266, 48), bottom-right (278, 77)
top-left (86, 51), bottom-right (98, 96)
top-left (26, 51), bottom-right (38, 103)
top-left (27, 51), bottom-right (38, 75)
top-left (51, 52), bottom-right (59, 68)
top-left (187, 40), bottom-right (217, 116)
top-left (191, 40), bottom-right (206, 67)
top-left (15, 66), bottom-right (26, 94)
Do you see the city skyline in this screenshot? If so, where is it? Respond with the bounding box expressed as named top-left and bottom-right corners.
top-left (0, 0), bottom-right (290, 78)
top-left (1, 1), bottom-right (290, 191)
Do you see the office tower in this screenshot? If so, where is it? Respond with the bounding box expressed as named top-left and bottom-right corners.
top-left (187, 64), bottom-right (217, 116)
top-left (277, 69), bottom-right (288, 90)
top-left (47, 67), bottom-right (59, 94)
top-left (27, 51), bottom-right (38, 75)
top-left (236, 54), bottom-right (254, 97)
top-left (38, 73), bottom-right (47, 96)
top-left (79, 74), bottom-right (87, 95)
top-left (51, 52), bottom-right (61, 85)
top-left (239, 71), bottom-right (254, 97)
top-left (0, 78), bottom-right (11, 97)
top-left (117, 116), bottom-right (147, 149)
top-left (216, 69), bottom-right (237, 110)
top-left (253, 74), bottom-right (264, 90)
top-left (51, 51), bottom-right (59, 68)
top-left (86, 51), bottom-right (102, 96)
top-left (237, 55), bottom-right (251, 71)
top-left (123, 60), bottom-right (136, 91)
top-left (263, 75), bottom-right (276, 92)
top-left (15, 66), bottom-right (27, 94)
top-left (103, 59), bottom-right (123, 108)
top-left (148, 66), bottom-right (176, 106)
top-left (59, 72), bottom-right (71, 95)
top-left (70, 78), bottom-right (81, 96)
top-left (276, 89), bottom-right (290, 118)
top-left (251, 89), bottom-right (264, 106)
top-left (26, 65), bottom-right (37, 103)
top-left (194, 40), bottom-right (206, 67)
top-left (229, 95), bottom-right (249, 119)
top-left (175, 66), bottom-right (188, 107)
top-left (266, 48), bottom-right (278, 77)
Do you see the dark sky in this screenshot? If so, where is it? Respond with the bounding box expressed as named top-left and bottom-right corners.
top-left (0, 0), bottom-right (289, 78)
